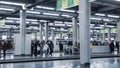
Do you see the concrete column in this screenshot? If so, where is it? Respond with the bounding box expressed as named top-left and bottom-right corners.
top-left (20, 10), bottom-right (26, 55)
top-left (107, 28), bottom-right (111, 43)
top-left (95, 32), bottom-right (98, 40)
top-left (0, 32), bottom-right (2, 39)
top-left (45, 22), bottom-right (49, 42)
top-left (39, 23), bottom-right (43, 42)
top-left (7, 29), bottom-right (12, 38)
top-left (72, 16), bottom-right (77, 46)
top-left (77, 25), bottom-right (80, 43)
top-left (79, 0), bottom-right (90, 64)
top-left (34, 31), bottom-right (37, 40)
top-left (117, 21), bottom-right (120, 41)
top-left (60, 32), bottom-right (62, 39)
top-left (51, 30), bottom-right (54, 41)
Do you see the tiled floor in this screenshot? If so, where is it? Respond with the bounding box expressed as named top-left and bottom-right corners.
top-left (0, 58), bottom-right (120, 68)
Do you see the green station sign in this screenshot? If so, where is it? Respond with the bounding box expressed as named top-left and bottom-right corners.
top-left (57, 0), bottom-right (79, 10)
top-left (0, 19), bottom-right (5, 26)
top-left (111, 28), bottom-right (117, 33)
top-left (100, 28), bottom-right (117, 33)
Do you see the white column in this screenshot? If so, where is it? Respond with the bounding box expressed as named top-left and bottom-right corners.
top-left (39, 23), bottom-right (43, 42)
top-left (34, 31), bottom-right (37, 40)
top-left (51, 30), bottom-right (54, 41)
top-left (72, 16), bottom-right (77, 46)
top-left (45, 22), bottom-right (49, 42)
top-left (79, 0), bottom-right (90, 64)
top-left (107, 28), bottom-right (111, 43)
top-left (77, 25), bottom-right (80, 43)
top-left (117, 21), bottom-right (120, 41)
top-left (20, 10), bottom-right (26, 55)
top-left (60, 32), bottom-right (62, 39)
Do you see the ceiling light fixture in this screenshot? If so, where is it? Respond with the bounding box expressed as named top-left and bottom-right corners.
top-left (60, 10), bottom-right (75, 13)
top-left (115, 0), bottom-right (120, 2)
top-left (62, 15), bottom-right (72, 18)
top-left (26, 11), bottom-right (40, 14)
top-left (36, 6), bottom-right (54, 10)
top-left (0, 1), bottom-right (25, 6)
top-left (0, 8), bottom-right (14, 11)
top-left (95, 13), bottom-right (105, 16)
top-left (43, 13), bottom-right (59, 16)
top-left (90, 18), bottom-right (102, 20)
top-left (108, 15), bottom-right (119, 18)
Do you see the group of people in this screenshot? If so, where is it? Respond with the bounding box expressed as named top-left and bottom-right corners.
top-left (109, 41), bottom-right (119, 54)
top-left (0, 40), bottom-right (13, 58)
top-left (31, 40), bottom-right (54, 57)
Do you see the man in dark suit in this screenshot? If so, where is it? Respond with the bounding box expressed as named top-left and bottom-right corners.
top-left (116, 41), bottom-right (119, 53)
top-left (109, 41), bottom-right (114, 53)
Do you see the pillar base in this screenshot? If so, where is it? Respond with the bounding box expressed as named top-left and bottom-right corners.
top-left (21, 54), bottom-right (25, 56)
top-left (81, 63), bottom-right (90, 66)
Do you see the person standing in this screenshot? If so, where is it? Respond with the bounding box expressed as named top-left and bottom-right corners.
top-left (3, 41), bottom-right (7, 58)
top-left (48, 41), bottom-right (54, 56)
top-left (34, 40), bottom-right (39, 57)
top-left (0, 41), bottom-right (2, 58)
top-left (109, 41), bottom-right (114, 53)
top-left (31, 41), bottom-right (34, 56)
top-left (59, 42), bottom-right (63, 55)
top-left (43, 42), bottom-right (49, 57)
top-left (116, 41), bottom-right (119, 53)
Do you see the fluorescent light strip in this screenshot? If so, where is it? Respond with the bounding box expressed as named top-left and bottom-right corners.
top-left (90, 18), bottom-right (102, 20)
top-left (26, 19), bottom-right (38, 22)
top-left (61, 9), bottom-right (75, 13)
top-left (0, 1), bottom-right (25, 6)
top-left (36, 6), bottom-right (54, 10)
top-left (103, 19), bottom-right (112, 22)
top-left (6, 17), bottom-right (19, 20)
top-left (43, 13), bottom-right (59, 16)
top-left (7, 17), bottom-right (38, 22)
top-left (95, 13), bottom-right (105, 16)
top-left (115, 0), bottom-right (120, 2)
top-left (41, 7), bottom-right (54, 10)
top-left (36, 6), bottom-right (42, 8)
top-left (0, 8), bottom-right (14, 11)
top-left (62, 15), bottom-right (71, 18)
top-left (108, 15), bottom-right (119, 18)
top-left (26, 11), bottom-right (40, 14)
top-left (5, 20), bottom-right (14, 23)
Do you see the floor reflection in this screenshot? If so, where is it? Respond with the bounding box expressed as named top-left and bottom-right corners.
top-left (0, 58), bottom-right (120, 68)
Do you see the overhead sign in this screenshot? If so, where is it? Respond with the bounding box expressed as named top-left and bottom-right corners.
top-left (57, 0), bottom-right (79, 10)
top-left (0, 19), bottom-right (5, 26)
top-left (111, 28), bottom-right (117, 33)
top-left (100, 29), bottom-right (108, 33)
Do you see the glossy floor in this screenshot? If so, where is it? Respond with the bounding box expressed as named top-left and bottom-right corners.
top-left (0, 58), bottom-right (120, 68)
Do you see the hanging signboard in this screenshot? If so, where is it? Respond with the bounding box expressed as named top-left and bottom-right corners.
top-left (57, 0), bottom-right (79, 10)
top-left (0, 19), bottom-right (5, 26)
top-left (100, 29), bottom-right (108, 33)
top-left (111, 28), bottom-right (117, 33)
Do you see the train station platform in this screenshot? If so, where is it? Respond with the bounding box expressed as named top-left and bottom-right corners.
top-left (0, 53), bottom-right (120, 64)
top-left (0, 57), bottom-right (119, 68)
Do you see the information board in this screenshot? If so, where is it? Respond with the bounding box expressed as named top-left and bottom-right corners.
top-left (0, 19), bottom-right (5, 26)
top-left (57, 0), bottom-right (79, 10)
